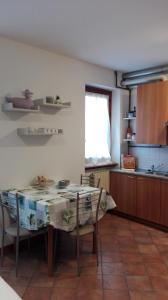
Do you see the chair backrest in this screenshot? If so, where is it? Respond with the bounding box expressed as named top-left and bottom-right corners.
top-left (80, 173), bottom-right (100, 188)
top-left (76, 188), bottom-right (103, 234)
top-left (0, 193), bottom-right (20, 235)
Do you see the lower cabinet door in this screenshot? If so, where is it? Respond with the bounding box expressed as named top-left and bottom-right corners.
top-left (110, 172), bottom-right (121, 210)
top-left (160, 180), bottom-right (168, 227)
top-left (119, 174), bottom-right (137, 216)
top-left (136, 176), bottom-right (161, 223)
top-left (110, 172), bottom-right (167, 227)
top-left (110, 172), bottom-right (136, 216)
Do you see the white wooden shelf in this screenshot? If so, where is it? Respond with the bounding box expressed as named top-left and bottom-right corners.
top-left (123, 117), bottom-right (136, 120)
top-left (17, 128), bottom-right (63, 136)
top-left (123, 139), bottom-right (136, 142)
top-left (34, 99), bottom-right (71, 108)
top-left (2, 103), bottom-right (40, 113)
top-left (2, 99), bottom-right (71, 113)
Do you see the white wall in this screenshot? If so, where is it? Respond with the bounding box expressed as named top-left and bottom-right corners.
top-left (111, 89), bottom-right (121, 165)
top-left (111, 89), bottom-right (129, 166)
top-left (0, 37), bottom-right (115, 188)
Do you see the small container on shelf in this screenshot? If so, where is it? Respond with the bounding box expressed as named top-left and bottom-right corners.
top-left (46, 97), bottom-right (54, 104)
top-left (127, 111), bottom-right (134, 118)
top-left (132, 133), bottom-right (136, 141)
top-left (126, 126), bottom-right (132, 139)
top-left (124, 106), bottom-right (136, 119)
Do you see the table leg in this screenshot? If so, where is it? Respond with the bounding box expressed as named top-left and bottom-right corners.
top-left (92, 225), bottom-right (97, 254)
top-left (48, 225), bottom-right (54, 276)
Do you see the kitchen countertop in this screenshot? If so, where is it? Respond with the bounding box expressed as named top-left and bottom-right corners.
top-left (110, 168), bottom-right (168, 180)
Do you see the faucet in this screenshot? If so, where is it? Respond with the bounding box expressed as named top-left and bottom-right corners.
top-left (151, 164), bottom-right (155, 172)
top-left (150, 163), bottom-right (165, 173)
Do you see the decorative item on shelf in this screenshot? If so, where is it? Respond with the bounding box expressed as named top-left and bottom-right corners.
top-left (17, 127), bottom-right (64, 136)
top-left (46, 96), bottom-right (54, 104)
top-left (6, 89), bottom-right (33, 109)
top-left (132, 132), bottom-right (136, 141)
top-left (127, 111), bottom-right (134, 118)
top-left (22, 89), bottom-right (33, 99)
top-left (126, 126), bottom-right (132, 139)
top-left (125, 106), bottom-right (136, 118)
top-left (121, 154), bottom-right (136, 171)
top-left (54, 95), bottom-right (61, 104)
top-left (57, 128), bottom-right (63, 134)
top-left (4, 89), bottom-right (40, 111)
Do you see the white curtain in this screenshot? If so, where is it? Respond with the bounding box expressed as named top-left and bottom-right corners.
top-left (85, 92), bottom-right (112, 166)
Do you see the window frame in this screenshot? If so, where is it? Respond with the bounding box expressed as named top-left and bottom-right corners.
top-left (85, 86), bottom-right (117, 170)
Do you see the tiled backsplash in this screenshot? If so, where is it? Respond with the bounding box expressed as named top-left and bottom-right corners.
top-left (129, 146), bottom-right (168, 171)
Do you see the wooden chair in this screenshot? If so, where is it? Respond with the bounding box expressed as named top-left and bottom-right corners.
top-left (80, 173), bottom-right (100, 188)
top-left (0, 193), bottom-right (47, 276)
top-left (70, 188), bottom-right (103, 276)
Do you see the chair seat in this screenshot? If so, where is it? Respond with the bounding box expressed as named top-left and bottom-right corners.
top-left (5, 225), bottom-right (31, 237)
top-left (70, 224), bottom-right (94, 236)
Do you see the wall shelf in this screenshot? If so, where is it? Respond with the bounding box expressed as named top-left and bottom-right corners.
top-left (2, 99), bottom-right (71, 112)
top-left (123, 114), bottom-right (136, 143)
top-left (17, 128), bottom-right (63, 136)
top-left (2, 103), bottom-right (40, 113)
top-left (123, 139), bottom-right (136, 142)
top-left (123, 117), bottom-right (136, 120)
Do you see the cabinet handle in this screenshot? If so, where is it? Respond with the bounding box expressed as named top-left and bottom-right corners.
top-left (127, 176), bottom-right (135, 179)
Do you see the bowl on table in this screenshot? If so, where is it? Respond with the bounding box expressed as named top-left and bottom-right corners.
top-left (57, 180), bottom-right (70, 189)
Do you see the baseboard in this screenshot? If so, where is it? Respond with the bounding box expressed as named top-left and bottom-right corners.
top-left (110, 210), bottom-right (168, 232)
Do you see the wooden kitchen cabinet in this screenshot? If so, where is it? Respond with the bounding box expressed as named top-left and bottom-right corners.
top-left (110, 172), bottom-right (121, 209)
top-left (136, 81), bottom-right (168, 145)
top-left (110, 171), bottom-right (168, 227)
top-left (119, 173), bottom-right (137, 215)
top-left (160, 180), bottom-right (168, 227)
top-left (136, 176), bottom-right (161, 223)
top-left (110, 172), bottom-right (136, 216)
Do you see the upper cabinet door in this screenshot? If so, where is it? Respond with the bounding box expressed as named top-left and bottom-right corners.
top-left (136, 81), bottom-right (168, 145)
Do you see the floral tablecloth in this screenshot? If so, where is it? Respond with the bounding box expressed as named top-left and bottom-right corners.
top-left (2, 184), bottom-right (116, 232)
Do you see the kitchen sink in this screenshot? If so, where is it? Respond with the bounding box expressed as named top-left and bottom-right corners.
top-left (145, 170), bottom-right (168, 177)
top-left (155, 171), bottom-right (168, 177)
top-left (145, 170), bottom-right (154, 174)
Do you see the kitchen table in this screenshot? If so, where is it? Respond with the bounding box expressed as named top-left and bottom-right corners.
top-left (2, 183), bottom-right (116, 276)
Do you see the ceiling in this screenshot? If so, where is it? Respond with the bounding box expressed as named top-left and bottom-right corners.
top-left (0, 0), bottom-right (168, 71)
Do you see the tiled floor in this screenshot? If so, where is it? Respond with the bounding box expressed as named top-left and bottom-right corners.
top-left (1, 213), bottom-right (168, 299)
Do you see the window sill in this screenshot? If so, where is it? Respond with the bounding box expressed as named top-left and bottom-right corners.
top-left (85, 162), bottom-right (118, 171)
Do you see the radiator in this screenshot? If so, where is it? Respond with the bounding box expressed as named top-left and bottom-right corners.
top-left (86, 170), bottom-right (110, 192)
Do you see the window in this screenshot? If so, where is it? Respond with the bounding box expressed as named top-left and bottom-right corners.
top-left (85, 86), bottom-right (112, 167)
